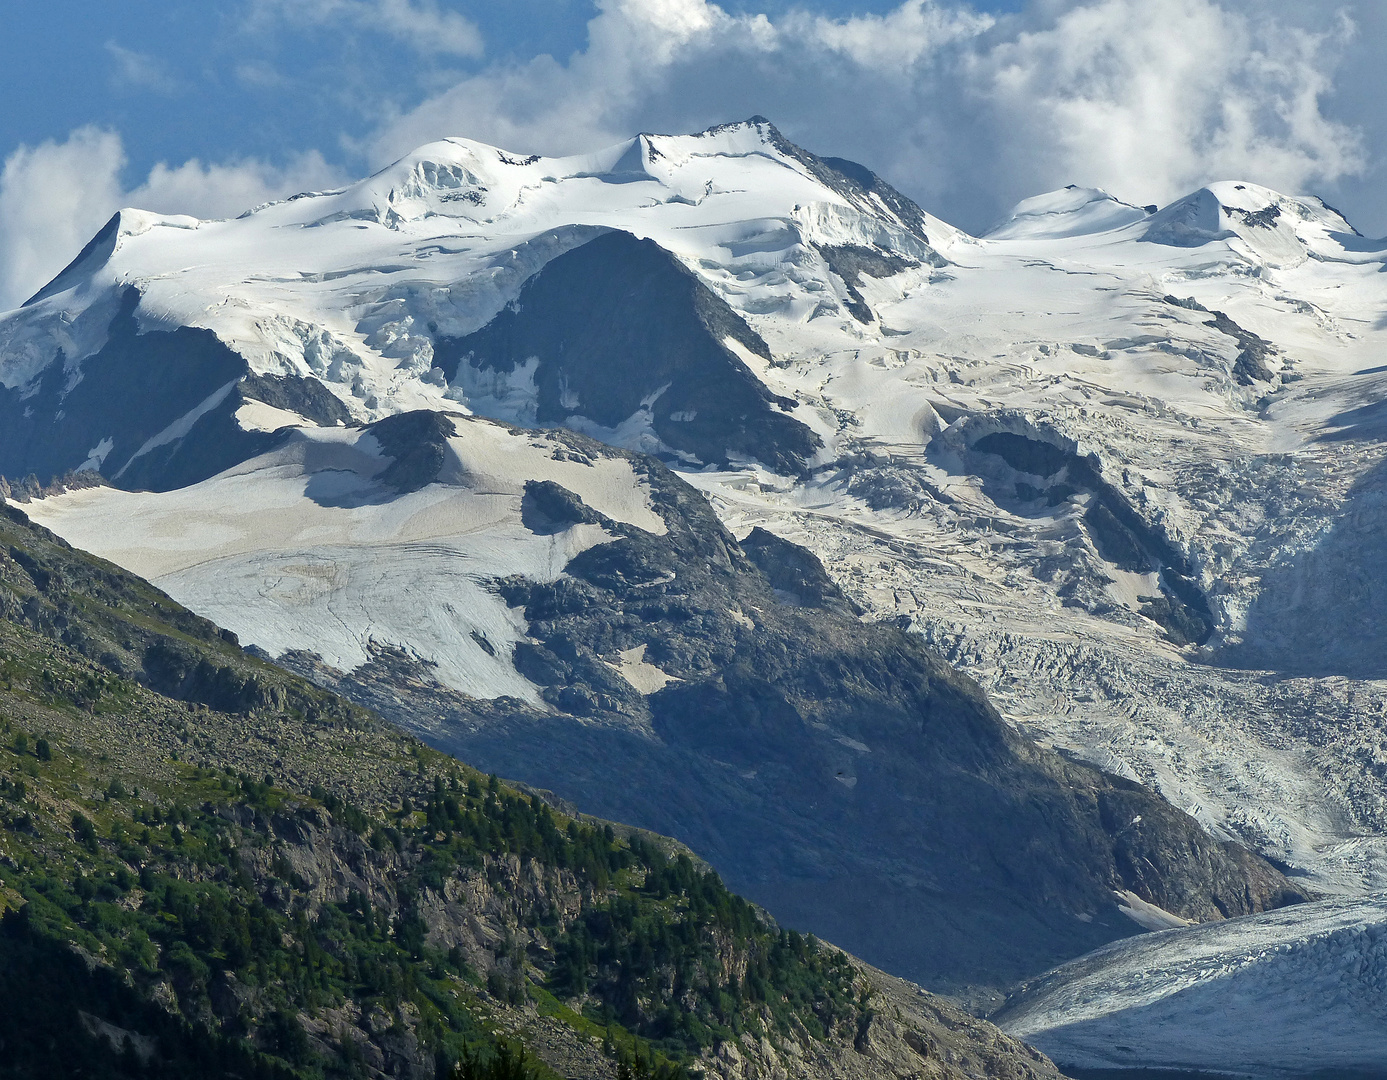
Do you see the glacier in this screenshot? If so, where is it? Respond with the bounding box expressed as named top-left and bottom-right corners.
top-left (996, 895), bottom-right (1387, 1077)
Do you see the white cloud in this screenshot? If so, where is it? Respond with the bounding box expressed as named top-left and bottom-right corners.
top-left (251, 0), bottom-right (483, 58)
top-left (129, 153), bottom-right (340, 220)
top-left (369, 0), bottom-right (1368, 234)
top-left (105, 41), bottom-right (178, 93)
top-left (974, 0), bottom-right (1364, 216)
top-left (3, 0), bottom-right (1372, 311)
top-left (0, 128), bottom-right (125, 313)
top-left (368, 0), bottom-right (776, 163)
top-left (235, 59), bottom-right (289, 90)
top-left (0, 129), bottom-right (343, 311)
top-left (786, 0), bottom-right (994, 68)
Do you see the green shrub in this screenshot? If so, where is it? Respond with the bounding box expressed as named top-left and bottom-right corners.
top-left (71, 812), bottom-right (98, 853)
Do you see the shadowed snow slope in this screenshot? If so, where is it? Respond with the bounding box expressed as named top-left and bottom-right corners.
top-left (436, 230), bottom-right (820, 473)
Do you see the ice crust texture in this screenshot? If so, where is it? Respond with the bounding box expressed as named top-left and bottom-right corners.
top-left (6, 119), bottom-right (1387, 1070)
top-left (996, 895), bottom-right (1387, 1077)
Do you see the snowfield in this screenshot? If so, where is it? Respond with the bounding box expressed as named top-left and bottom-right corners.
top-left (29, 418), bottom-right (665, 702)
top-left (7, 118), bottom-right (1387, 1071)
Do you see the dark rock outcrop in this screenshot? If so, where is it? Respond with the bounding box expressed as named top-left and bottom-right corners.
top-left (239, 371), bottom-right (352, 427)
top-left (814, 244), bottom-right (919, 324)
top-left (0, 287), bottom-right (373, 492)
top-left (365, 410), bottom-right (457, 493)
top-left (970, 429), bottom-right (1215, 646)
top-left (740, 525), bottom-right (863, 616)
top-left (1164, 294), bottom-right (1278, 385)
top-left (434, 230), bottom-right (821, 473)
top-left (0, 287), bottom-right (267, 490)
top-left (0, 288), bottom-right (361, 494)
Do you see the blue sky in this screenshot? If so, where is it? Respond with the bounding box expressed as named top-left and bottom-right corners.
top-left (0, 0), bottom-right (1381, 308)
top-left (0, 1), bottom-right (1018, 184)
top-left (3, 2), bottom-right (585, 175)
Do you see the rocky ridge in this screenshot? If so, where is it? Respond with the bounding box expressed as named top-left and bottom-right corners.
top-left (272, 419), bottom-right (1308, 995)
top-left (0, 497), bottom-right (1064, 1079)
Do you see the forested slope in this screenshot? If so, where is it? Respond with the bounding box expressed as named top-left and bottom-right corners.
top-left (0, 501), bottom-right (1061, 1080)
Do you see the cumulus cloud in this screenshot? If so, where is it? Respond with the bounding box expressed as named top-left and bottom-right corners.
top-left (0, 128), bottom-right (342, 311)
top-left (370, 0), bottom-right (1368, 234)
top-left (0, 0), bottom-right (1375, 311)
top-left (0, 129), bottom-right (126, 313)
top-left (371, 0), bottom-right (981, 163)
top-left (128, 154), bottom-right (340, 220)
top-left (235, 59), bottom-right (290, 90)
top-left (975, 0), bottom-right (1364, 219)
top-left (785, 0), bottom-right (994, 68)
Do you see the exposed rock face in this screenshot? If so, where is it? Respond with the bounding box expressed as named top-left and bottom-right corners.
top-left (365, 410), bottom-right (458, 493)
top-left (960, 426), bottom-right (1214, 646)
top-left (0, 287), bottom-right (264, 490)
top-left (435, 230), bottom-right (821, 473)
top-left (0, 286), bottom-right (359, 493)
top-left (283, 424), bottom-right (1309, 995)
top-left (740, 525), bottom-right (863, 617)
top-left (228, 811), bottom-right (1068, 1080)
top-left (813, 244), bottom-right (920, 324)
top-left (1161, 294), bottom-right (1278, 385)
top-left (239, 371), bottom-right (353, 427)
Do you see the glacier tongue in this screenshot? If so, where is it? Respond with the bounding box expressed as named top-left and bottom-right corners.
top-left (995, 895), bottom-right (1387, 1077)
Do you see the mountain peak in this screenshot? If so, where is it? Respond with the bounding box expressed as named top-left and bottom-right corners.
top-left (23, 207), bottom-right (200, 308)
top-left (1142, 181), bottom-right (1380, 266)
top-left (984, 186), bottom-right (1151, 241)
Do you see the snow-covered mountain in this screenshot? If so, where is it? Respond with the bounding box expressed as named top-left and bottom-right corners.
top-left (4, 117), bottom-right (1387, 1062)
top-left (0, 117), bottom-right (955, 490)
top-left (12, 403), bottom-right (1309, 997)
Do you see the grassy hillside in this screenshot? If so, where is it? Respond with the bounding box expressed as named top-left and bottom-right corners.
top-left (0, 501), bottom-right (1061, 1080)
